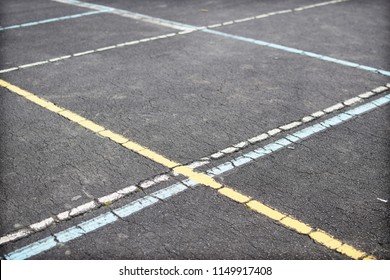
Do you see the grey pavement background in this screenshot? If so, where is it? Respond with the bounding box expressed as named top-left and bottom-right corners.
top-left (0, 0), bottom-right (389, 260)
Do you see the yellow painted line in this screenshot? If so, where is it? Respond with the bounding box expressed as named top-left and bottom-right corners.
top-left (218, 187), bottom-right (251, 203)
top-left (0, 79), bottom-right (375, 260)
top-left (280, 216), bottom-right (312, 234)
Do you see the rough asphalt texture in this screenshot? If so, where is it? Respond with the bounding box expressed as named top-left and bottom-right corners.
top-left (0, 0), bottom-right (389, 259)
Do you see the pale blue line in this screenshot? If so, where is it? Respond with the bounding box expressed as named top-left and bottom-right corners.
top-left (203, 29), bottom-right (390, 77)
top-left (60, 0), bottom-right (390, 77)
top-left (3, 94), bottom-right (389, 260)
top-left (55, 226), bottom-right (84, 243)
top-left (5, 236), bottom-right (56, 260)
top-left (0, 10), bottom-right (110, 31)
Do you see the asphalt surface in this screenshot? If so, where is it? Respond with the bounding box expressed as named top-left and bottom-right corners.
top-left (0, 0), bottom-right (389, 260)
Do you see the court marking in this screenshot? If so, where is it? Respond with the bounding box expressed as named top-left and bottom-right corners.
top-left (0, 9), bottom-right (111, 31)
top-left (1, 79), bottom-right (386, 259)
top-left (0, 82), bottom-right (388, 245)
top-left (52, 0), bottom-right (390, 77)
top-left (0, 32), bottom-right (179, 74)
top-left (2, 0), bottom-right (386, 77)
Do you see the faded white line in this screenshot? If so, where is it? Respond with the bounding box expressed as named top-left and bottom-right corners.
top-left (1, 84), bottom-right (388, 245)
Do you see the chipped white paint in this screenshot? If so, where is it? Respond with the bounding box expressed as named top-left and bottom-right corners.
top-left (301, 116), bottom-right (314, 123)
top-left (359, 91), bottom-right (376, 99)
top-left (234, 141), bottom-right (249, 148)
top-left (280, 121), bottom-right (301, 131)
top-left (221, 147), bottom-right (239, 154)
top-left (57, 211), bottom-right (70, 221)
top-left (210, 152), bottom-right (225, 159)
top-left (117, 185), bottom-right (138, 195)
top-left (153, 174), bottom-right (170, 183)
top-left (98, 193), bottom-right (123, 204)
top-left (376, 198), bottom-right (388, 203)
top-left (324, 103), bottom-right (344, 113)
top-left (268, 128), bottom-right (281, 136)
top-left (343, 97), bottom-right (361, 106)
top-left (186, 161), bottom-right (209, 169)
top-left (0, 229), bottom-right (32, 246)
top-left (69, 201), bottom-right (97, 217)
top-left (372, 86), bottom-right (388, 93)
top-left (140, 180), bottom-right (155, 189)
top-left (29, 218), bottom-right (55, 231)
top-left (248, 133), bottom-right (269, 144)
top-left (312, 111), bottom-right (326, 118)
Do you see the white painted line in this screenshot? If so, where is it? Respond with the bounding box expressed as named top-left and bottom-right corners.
top-left (29, 218), bottom-right (55, 232)
top-left (302, 116), bottom-right (315, 123)
top-left (372, 86), bottom-right (388, 93)
top-left (280, 121), bottom-right (301, 131)
top-left (359, 91), bottom-right (376, 99)
top-left (376, 198), bottom-right (388, 203)
top-left (0, 229), bottom-right (32, 246)
top-left (96, 45), bottom-right (117, 52)
top-left (324, 103), bottom-right (344, 113)
top-left (73, 50), bottom-right (95, 57)
top-left (19, 61), bottom-right (49, 68)
top-left (0, 67), bottom-right (18, 73)
top-left (221, 147), bottom-right (239, 154)
top-left (1, 84), bottom-right (387, 246)
top-left (312, 111), bottom-right (326, 118)
top-left (268, 128), bottom-right (281, 136)
top-left (5, 93), bottom-right (389, 259)
top-left (248, 133), bottom-right (269, 144)
top-left (69, 201), bottom-right (97, 217)
top-left (49, 55), bottom-right (72, 62)
top-left (234, 141), bottom-right (249, 148)
top-left (185, 85), bottom-right (388, 166)
top-left (343, 97), bottom-right (362, 106)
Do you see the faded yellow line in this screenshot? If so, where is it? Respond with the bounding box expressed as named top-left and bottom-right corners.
top-left (0, 79), bottom-right (375, 259)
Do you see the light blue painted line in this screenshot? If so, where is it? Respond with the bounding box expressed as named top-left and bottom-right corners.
top-left (4, 94), bottom-right (389, 260)
top-left (321, 116), bottom-right (344, 127)
top-left (372, 97), bottom-right (389, 106)
top-left (264, 142), bottom-right (284, 152)
top-left (60, 0), bottom-right (390, 77)
top-left (203, 29), bottom-right (390, 77)
top-left (5, 236), bottom-right (57, 260)
top-left (274, 138), bottom-right (293, 147)
top-left (0, 10), bottom-right (109, 31)
top-left (285, 134), bottom-right (301, 143)
top-left (152, 182), bottom-right (188, 200)
top-left (293, 123), bottom-right (326, 139)
top-left (346, 102), bottom-right (377, 116)
top-left (336, 113), bottom-right (353, 122)
top-left (244, 149), bottom-right (265, 160)
top-left (113, 196), bottom-right (159, 218)
top-left (55, 226), bottom-right (85, 243)
top-left (231, 155), bottom-right (252, 167)
top-left (78, 212), bottom-right (118, 232)
top-left (214, 162), bottom-right (235, 174)
top-left (252, 148), bottom-right (272, 158)
top-left (377, 70), bottom-right (390, 76)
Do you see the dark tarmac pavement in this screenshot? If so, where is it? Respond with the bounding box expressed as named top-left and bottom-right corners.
top-left (0, 0), bottom-right (389, 260)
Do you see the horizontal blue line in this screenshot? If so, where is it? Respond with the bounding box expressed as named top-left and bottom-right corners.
top-left (3, 93), bottom-right (389, 260)
top-left (0, 9), bottom-right (111, 31)
top-left (202, 29), bottom-right (390, 77)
